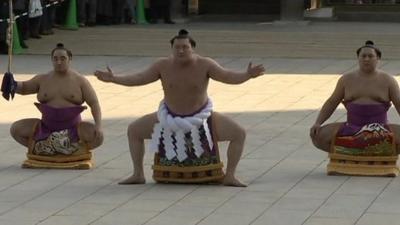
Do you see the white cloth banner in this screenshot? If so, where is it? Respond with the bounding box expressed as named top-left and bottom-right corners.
top-left (29, 0), bottom-right (43, 18)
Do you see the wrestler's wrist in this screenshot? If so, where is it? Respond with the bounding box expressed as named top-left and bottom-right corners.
top-left (11, 80), bottom-right (18, 91)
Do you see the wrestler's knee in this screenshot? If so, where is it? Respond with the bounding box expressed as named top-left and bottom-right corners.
top-left (311, 137), bottom-right (323, 150)
top-left (127, 121), bottom-right (141, 139)
top-left (311, 134), bottom-right (330, 152)
top-left (79, 122), bottom-right (102, 144)
top-left (9, 121), bottom-right (25, 139)
top-left (232, 125), bottom-right (246, 143)
top-left (9, 122), bottom-right (18, 139)
top-left (95, 134), bottom-right (104, 146)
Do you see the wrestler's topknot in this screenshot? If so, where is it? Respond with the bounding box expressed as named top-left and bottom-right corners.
top-left (170, 29), bottom-right (196, 48)
top-left (365, 40), bottom-right (374, 45)
top-left (357, 40), bottom-right (382, 59)
top-left (51, 42), bottom-right (73, 59)
top-left (178, 29), bottom-right (189, 36)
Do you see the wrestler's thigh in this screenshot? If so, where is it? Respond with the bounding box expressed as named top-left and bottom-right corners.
top-left (387, 124), bottom-right (400, 143)
top-left (128, 112), bottom-right (158, 139)
top-left (212, 112), bottom-right (245, 142)
top-left (316, 122), bottom-right (343, 143)
top-left (10, 118), bottom-right (40, 137)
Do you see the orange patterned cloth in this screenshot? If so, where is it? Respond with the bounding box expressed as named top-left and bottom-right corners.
top-left (332, 123), bottom-right (395, 156)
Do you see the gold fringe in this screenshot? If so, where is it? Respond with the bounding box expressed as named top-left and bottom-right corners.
top-left (23, 122), bottom-right (93, 169)
top-left (327, 153), bottom-right (399, 177)
top-left (152, 112), bottom-right (225, 183)
top-left (22, 159), bottom-right (93, 170)
top-left (152, 162), bottom-right (224, 183)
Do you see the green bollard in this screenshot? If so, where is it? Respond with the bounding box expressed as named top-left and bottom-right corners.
top-left (12, 22), bottom-right (23, 54)
top-left (136, 0), bottom-right (148, 24)
top-left (63, 0), bottom-right (79, 30)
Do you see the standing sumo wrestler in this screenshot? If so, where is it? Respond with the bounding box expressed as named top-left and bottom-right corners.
top-left (95, 29), bottom-right (265, 186)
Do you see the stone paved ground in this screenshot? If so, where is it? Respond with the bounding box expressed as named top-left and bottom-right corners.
top-left (19, 21), bottom-right (400, 59)
top-left (0, 22), bottom-right (400, 225)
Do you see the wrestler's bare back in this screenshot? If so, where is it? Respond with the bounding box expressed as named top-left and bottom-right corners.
top-left (158, 55), bottom-right (211, 114)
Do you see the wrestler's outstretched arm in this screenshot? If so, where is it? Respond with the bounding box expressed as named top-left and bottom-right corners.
top-left (15, 75), bottom-right (42, 95)
top-left (81, 77), bottom-right (103, 139)
top-left (388, 73), bottom-right (400, 115)
top-left (386, 73), bottom-right (400, 153)
top-left (310, 75), bottom-right (345, 138)
top-left (94, 60), bottom-right (161, 86)
top-left (207, 58), bottom-right (265, 84)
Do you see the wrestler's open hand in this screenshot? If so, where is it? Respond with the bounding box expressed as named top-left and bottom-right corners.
top-left (94, 66), bottom-right (115, 83)
top-left (310, 123), bottom-right (321, 139)
top-left (247, 62), bottom-right (265, 78)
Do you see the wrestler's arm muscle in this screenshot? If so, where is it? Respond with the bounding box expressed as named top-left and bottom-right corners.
top-left (113, 61), bottom-right (161, 86)
top-left (314, 75), bottom-right (346, 125)
top-left (388, 74), bottom-right (400, 115)
top-left (15, 75), bottom-right (42, 95)
top-left (81, 77), bottom-right (102, 128)
top-left (206, 58), bottom-right (264, 84)
top-left (206, 58), bottom-right (252, 84)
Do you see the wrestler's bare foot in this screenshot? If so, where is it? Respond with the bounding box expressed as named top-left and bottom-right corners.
top-left (118, 175), bottom-right (146, 185)
top-left (223, 176), bottom-right (247, 187)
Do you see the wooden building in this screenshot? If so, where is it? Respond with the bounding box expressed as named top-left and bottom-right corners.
top-left (178, 0), bottom-right (400, 22)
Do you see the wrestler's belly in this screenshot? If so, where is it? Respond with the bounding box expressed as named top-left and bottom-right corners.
top-left (164, 97), bottom-right (208, 115)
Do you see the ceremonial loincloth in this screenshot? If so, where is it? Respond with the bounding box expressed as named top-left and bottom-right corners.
top-left (150, 99), bottom-right (216, 164)
top-left (150, 99), bottom-right (224, 183)
top-left (32, 103), bottom-right (87, 156)
top-left (332, 102), bottom-right (395, 156)
top-left (328, 102), bottom-right (399, 177)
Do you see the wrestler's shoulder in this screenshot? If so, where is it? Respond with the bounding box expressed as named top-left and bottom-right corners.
top-left (67, 70), bottom-right (91, 85)
top-left (33, 72), bottom-right (52, 80)
top-left (154, 57), bottom-right (171, 64)
top-left (378, 70), bottom-right (397, 82)
top-left (68, 69), bottom-right (82, 76)
top-left (378, 70), bottom-right (392, 77)
top-left (339, 71), bottom-right (355, 82)
top-left (342, 70), bottom-right (356, 77)
top-left (195, 55), bottom-right (217, 65)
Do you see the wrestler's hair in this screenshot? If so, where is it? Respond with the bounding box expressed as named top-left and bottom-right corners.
top-left (51, 43), bottom-right (72, 59)
top-left (170, 29), bottom-right (196, 48)
top-left (356, 40), bottom-right (382, 59)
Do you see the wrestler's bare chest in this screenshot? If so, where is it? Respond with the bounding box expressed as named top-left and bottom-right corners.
top-left (37, 77), bottom-right (83, 105)
top-left (161, 66), bottom-right (209, 94)
top-left (345, 77), bottom-right (389, 103)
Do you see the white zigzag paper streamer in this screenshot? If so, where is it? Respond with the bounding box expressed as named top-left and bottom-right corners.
top-left (191, 126), bottom-right (204, 158)
top-left (175, 131), bottom-right (187, 162)
top-left (150, 99), bottom-right (213, 161)
top-left (163, 129), bottom-right (176, 160)
top-left (203, 120), bottom-right (213, 151)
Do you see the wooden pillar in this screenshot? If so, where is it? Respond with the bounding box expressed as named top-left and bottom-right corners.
top-left (310, 0), bottom-right (322, 9)
top-left (188, 0), bottom-right (199, 14)
top-left (171, 0), bottom-right (185, 17)
top-left (280, 0), bottom-right (304, 21)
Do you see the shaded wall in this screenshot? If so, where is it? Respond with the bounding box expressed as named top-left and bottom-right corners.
top-left (198, 0), bottom-right (281, 14)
